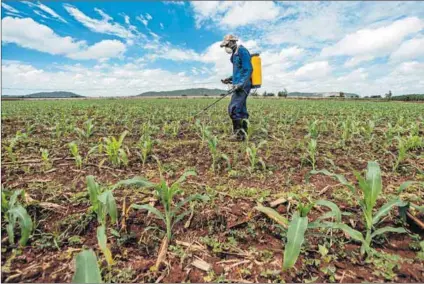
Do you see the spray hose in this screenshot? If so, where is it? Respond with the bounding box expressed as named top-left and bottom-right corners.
top-left (192, 87), bottom-right (236, 118)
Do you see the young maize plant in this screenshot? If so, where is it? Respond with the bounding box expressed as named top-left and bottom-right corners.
top-left (361, 120), bottom-right (375, 142)
top-left (140, 121), bottom-right (160, 137)
top-left (340, 120), bottom-right (352, 148)
top-left (163, 121), bottom-right (180, 138)
top-left (72, 249), bottom-right (103, 283)
top-left (245, 141), bottom-right (267, 172)
top-left (137, 134), bottom-right (154, 166)
top-left (5, 131), bottom-right (27, 163)
top-left (255, 200), bottom-right (341, 271)
top-left (306, 138), bottom-right (318, 170)
top-left (195, 119), bottom-right (211, 148)
top-left (307, 119), bottom-right (319, 139)
top-left (1, 189), bottom-right (33, 246)
top-left (86, 175), bottom-right (155, 266)
top-left (131, 171), bottom-right (209, 241)
top-left (75, 118), bottom-right (95, 139)
top-left (40, 148), bottom-right (52, 170)
top-left (391, 134), bottom-right (423, 172)
top-left (68, 141), bottom-right (83, 169)
top-left (207, 135), bottom-right (230, 172)
top-left (385, 123), bottom-right (396, 145)
top-left (101, 130), bottom-right (129, 167)
top-left (309, 161), bottom-right (410, 256)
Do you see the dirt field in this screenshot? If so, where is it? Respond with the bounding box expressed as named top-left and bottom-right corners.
top-left (1, 98), bottom-right (423, 283)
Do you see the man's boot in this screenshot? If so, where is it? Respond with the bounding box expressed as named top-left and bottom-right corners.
top-left (229, 119), bottom-right (243, 141)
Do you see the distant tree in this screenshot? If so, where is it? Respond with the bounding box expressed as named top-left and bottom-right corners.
top-left (278, 88), bottom-right (288, 98)
top-left (262, 91), bottom-right (267, 97)
top-left (339, 92), bottom-right (345, 98)
top-left (267, 92), bottom-right (276, 97)
top-left (220, 93), bottom-right (226, 97)
top-left (251, 91), bottom-right (259, 97)
top-left (182, 94), bottom-right (187, 97)
top-left (385, 90), bottom-right (392, 100)
top-left (370, 95), bottom-right (382, 99)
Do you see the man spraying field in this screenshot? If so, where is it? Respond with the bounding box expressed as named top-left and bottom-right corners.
top-left (220, 34), bottom-right (253, 142)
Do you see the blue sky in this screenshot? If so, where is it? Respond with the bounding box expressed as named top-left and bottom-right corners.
top-left (2, 1), bottom-right (424, 97)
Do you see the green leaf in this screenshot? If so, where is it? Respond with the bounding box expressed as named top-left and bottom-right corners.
top-left (6, 223), bottom-right (15, 244)
top-left (173, 210), bottom-right (191, 229)
top-left (98, 190), bottom-right (117, 224)
top-left (1, 191), bottom-right (9, 212)
top-left (373, 198), bottom-right (407, 225)
top-left (173, 170), bottom-right (197, 186)
top-left (175, 194), bottom-right (209, 214)
top-left (72, 249), bottom-right (102, 283)
top-left (365, 161), bottom-right (382, 209)
top-left (9, 205), bottom-right (33, 246)
top-left (8, 189), bottom-right (23, 208)
top-left (86, 176), bottom-right (99, 209)
top-left (130, 204), bottom-right (165, 222)
top-left (333, 223), bottom-right (364, 243)
top-left (371, 226), bottom-right (406, 238)
top-left (96, 225), bottom-right (113, 266)
top-left (255, 203), bottom-right (288, 228)
top-left (397, 181), bottom-right (419, 193)
top-left (111, 176), bottom-right (156, 190)
top-left (307, 169), bottom-right (355, 193)
top-left (283, 212), bottom-right (308, 270)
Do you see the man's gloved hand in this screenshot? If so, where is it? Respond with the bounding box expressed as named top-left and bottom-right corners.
top-left (221, 77), bottom-right (233, 84)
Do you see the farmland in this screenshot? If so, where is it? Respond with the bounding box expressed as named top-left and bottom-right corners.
top-left (1, 97), bottom-right (424, 283)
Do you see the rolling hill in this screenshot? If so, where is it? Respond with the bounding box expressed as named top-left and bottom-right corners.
top-left (2, 91), bottom-right (84, 99)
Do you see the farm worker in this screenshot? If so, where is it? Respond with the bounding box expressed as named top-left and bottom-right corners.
top-left (220, 34), bottom-right (253, 141)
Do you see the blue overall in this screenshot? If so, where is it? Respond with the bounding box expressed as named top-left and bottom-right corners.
top-left (228, 45), bottom-right (253, 120)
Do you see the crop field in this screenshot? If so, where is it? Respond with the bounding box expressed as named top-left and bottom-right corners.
top-left (1, 98), bottom-right (424, 283)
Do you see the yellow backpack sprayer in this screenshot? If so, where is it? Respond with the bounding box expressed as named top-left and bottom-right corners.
top-left (193, 53), bottom-right (262, 118)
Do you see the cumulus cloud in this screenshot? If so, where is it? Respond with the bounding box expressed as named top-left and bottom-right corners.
top-left (2, 17), bottom-right (126, 60)
top-left (2, 61), bottom-right (211, 97)
top-left (321, 17), bottom-right (423, 57)
top-left (390, 36), bottom-right (424, 62)
top-left (64, 4), bottom-right (135, 39)
top-left (67, 40), bottom-right (126, 60)
top-left (191, 1), bottom-right (281, 28)
top-left (295, 61), bottom-right (332, 80)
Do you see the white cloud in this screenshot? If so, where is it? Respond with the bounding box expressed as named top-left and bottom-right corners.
top-left (221, 2), bottom-right (281, 28)
top-left (191, 1), bottom-right (280, 28)
top-left (145, 13), bottom-right (152, 20)
top-left (2, 17), bottom-right (126, 60)
top-left (295, 61), bottom-right (331, 80)
top-left (2, 61), bottom-right (210, 97)
top-left (34, 10), bottom-right (49, 19)
top-left (390, 36), bottom-right (424, 62)
top-left (36, 2), bottom-right (68, 23)
top-left (2, 2), bottom-right (19, 14)
top-left (160, 23), bottom-right (164, 29)
top-left (321, 17), bottom-right (423, 57)
top-left (22, 1), bottom-right (67, 23)
top-left (136, 14), bottom-right (148, 27)
top-left (163, 1), bottom-right (185, 6)
top-left (64, 4), bottom-right (135, 39)
top-left (343, 55), bottom-right (374, 68)
top-left (67, 40), bottom-right (126, 60)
